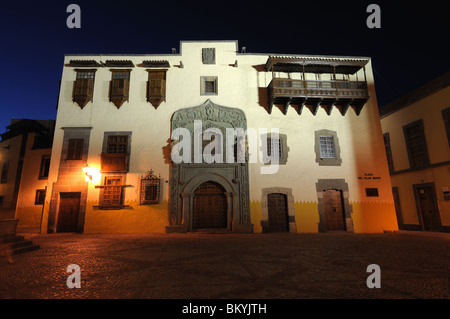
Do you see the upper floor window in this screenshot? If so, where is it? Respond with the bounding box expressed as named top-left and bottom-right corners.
top-left (1, 163), bottom-right (8, 183)
top-left (35, 189), bottom-right (46, 205)
top-left (319, 136), bottom-right (336, 159)
top-left (109, 70), bottom-right (131, 108)
top-left (39, 155), bottom-right (51, 179)
top-left (107, 135), bottom-right (128, 154)
top-left (261, 133), bottom-right (289, 165)
top-left (403, 119), bottom-right (429, 169)
top-left (147, 69), bottom-right (167, 108)
top-left (66, 139), bottom-right (84, 160)
top-left (383, 133), bottom-right (394, 173)
top-left (314, 129), bottom-right (342, 166)
top-left (267, 138), bottom-right (283, 158)
top-left (73, 69), bottom-right (96, 109)
top-left (442, 107), bottom-right (450, 147)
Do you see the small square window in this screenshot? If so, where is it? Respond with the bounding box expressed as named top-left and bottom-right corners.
top-left (205, 81), bottom-right (216, 94)
top-left (201, 76), bottom-right (218, 95)
top-left (365, 188), bottom-right (379, 197)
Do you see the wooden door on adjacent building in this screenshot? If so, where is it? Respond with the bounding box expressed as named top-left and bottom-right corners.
top-left (193, 182), bottom-right (227, 229)
top-left (267, 193), bottom-right (289, 232)
top-left (57, 192), bottom-right (81, 232)
top-left (323, 189), bottom-right (346, 231)
top-left (415, 185), bottom-right (441, 231)
top-left (392, 187), bottom-right (403, 228)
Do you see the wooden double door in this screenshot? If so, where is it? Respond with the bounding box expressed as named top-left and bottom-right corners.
top-left (57, 192), bottom-right (81, 232)
top-left (323, 189), bottom-right (346, 231)
top-left (193, 182), bottom-right (227, 229)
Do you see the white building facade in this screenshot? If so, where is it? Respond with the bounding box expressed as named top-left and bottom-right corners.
top-left (41, 40), bottom-right (398, 234)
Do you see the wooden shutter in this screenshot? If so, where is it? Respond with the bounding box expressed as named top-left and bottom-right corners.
top-left (73, 70), bottom-right (96, 108)
top-left (110, 70), bottom-right (131, 108)
top-left (147, 69), bottom-right (167, 108)
top-left (67, 139), bottom-right (84, 160)
top-left (102, 177), bottom-right (123, 207)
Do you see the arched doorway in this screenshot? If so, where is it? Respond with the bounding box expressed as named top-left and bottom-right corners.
top-left (193, 181), bottom-right (227, 229)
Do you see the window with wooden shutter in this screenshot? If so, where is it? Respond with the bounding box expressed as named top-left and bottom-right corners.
top-left (147, 69), bottom-right (167, 108)
top-left (403, 119), bottom-right (429, 169)
top-left (442, 107), bottom-right (450, 147)
top-left (66, 139), bottom-right (84, 160)
top-left (101, 176), bottom-right (123, 207)
top-left (109, 70), bottom-right (131, 108)
top-left (73, 69), bottom-right (96, 108)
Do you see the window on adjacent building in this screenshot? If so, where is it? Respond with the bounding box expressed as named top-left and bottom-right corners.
top-left (1, 163), bottom-right (9, 183)
top-left (442, 107), bottom-right (450, 147)
top-left (66, 139), bottom-right (84, 160)
top-left (39, 155), bottom-right (51, 179)
top-left (0, 196), bottom-right (3, 206)
top-left (383, 133), bottom-right (394, 173)
top-left (32, 134), bottom-right (52, 149)
top-left (73, 69), bottom-right (96, 108)
top-left (109, 70), bottom-right (131, 108)
top-left (35, 189), bottom-right (46, 205)
top-left (403, 119), bottom-right (429, 169)
top-left (147, 69), bottom-right (167, 108)
top-left (200, 76), bottom-right (218, 95)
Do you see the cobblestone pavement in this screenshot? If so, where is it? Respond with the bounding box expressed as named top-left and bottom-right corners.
top-left (0, 231), bottom-right (448, 299)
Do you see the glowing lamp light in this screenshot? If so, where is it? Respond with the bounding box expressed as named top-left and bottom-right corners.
top-left (83, 164), bottom-right (93, 182)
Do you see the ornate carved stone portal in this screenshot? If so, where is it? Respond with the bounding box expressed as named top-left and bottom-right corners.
top-left (167, 100), bottom-right (253, 233)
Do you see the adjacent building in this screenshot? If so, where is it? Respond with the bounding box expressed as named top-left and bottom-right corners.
top-left (40, 40), bottom-right (398, 234)
top-left (0, 119), bottom-right (55, 232)
top-left (380, 71), bottom-right (450, 232)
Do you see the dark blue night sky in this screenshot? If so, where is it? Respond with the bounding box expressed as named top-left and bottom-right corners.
top-left (0, 0), bottom-right (448, 131)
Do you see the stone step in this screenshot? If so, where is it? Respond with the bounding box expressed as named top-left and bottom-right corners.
top-left (0, 234), bottom-right (40, 256)
top-left (1, 235), bottom-right (25, 243)
top-left (12, 243), bottom-right (40, 255)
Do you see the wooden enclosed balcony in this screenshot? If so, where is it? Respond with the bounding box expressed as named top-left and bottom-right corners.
top-left (268, 78), bottom-right (369, 115)
top-left (265, 56), bottom-right (370, 115)
top-left (100, 153), bottom-right (129, 172)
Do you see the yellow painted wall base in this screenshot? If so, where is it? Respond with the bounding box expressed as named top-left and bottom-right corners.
top-left (351, 201), bottom-right (399, 233)
top-left (83, 200), bottom-right (168, 234)
top-left (251, 200), bottom-right (397, 233)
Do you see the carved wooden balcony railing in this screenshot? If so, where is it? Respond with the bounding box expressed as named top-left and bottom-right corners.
top-left (100, 153), bottom-right (129, 172)
top-left (268, 78), bottom-right (369, 115)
